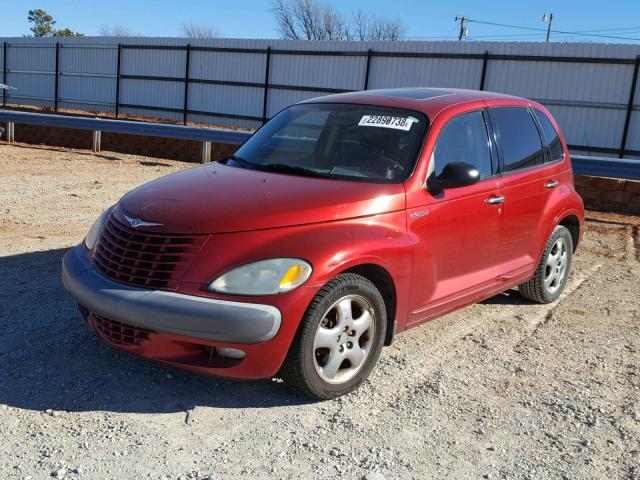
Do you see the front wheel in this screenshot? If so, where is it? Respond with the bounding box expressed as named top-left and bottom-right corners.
top-left (280, 273), bottom-right (386, 400)
top-left (518, 225), bottom-right (573, 303)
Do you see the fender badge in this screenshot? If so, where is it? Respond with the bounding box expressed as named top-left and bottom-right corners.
top-left (410, 210), bottom-right (429, 218)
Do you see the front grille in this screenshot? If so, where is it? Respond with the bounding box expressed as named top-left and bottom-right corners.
top-left (94, 215), bottom-right (206, 290)
top-left (90, 313), bottom-right (155, 346)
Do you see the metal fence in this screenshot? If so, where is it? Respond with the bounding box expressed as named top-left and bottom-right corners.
top-left (1, 37), bottom-right (639, 159)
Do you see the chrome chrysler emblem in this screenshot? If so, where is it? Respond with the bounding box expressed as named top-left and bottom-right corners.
top-left (123, 214), bottom-right (163, 228)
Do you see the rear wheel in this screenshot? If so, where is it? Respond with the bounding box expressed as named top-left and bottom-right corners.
top-left (518, 225), bottom-right (573, 304)
top-left (280, 273), bottom-right (386, 400)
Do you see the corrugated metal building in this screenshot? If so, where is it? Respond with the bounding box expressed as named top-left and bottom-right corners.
top-left (0, 36), bottom-right (638, 158)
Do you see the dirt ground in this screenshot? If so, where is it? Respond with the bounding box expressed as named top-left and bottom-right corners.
top-left (1, 143), bottom-right (639, 480)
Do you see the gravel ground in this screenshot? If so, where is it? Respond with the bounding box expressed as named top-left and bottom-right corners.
top-left (1, 143), bottom-right (639, 480)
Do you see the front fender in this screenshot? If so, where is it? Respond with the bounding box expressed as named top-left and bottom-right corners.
top-left (180, 211), bottom-right (413, 351)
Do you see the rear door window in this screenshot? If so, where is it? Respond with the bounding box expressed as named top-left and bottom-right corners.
top-left (489, 107), bottom-right (544, 173)
top-left (432, 110), bottom-right (493, 179)
top-left (533, 109), bottom-right (564, 162)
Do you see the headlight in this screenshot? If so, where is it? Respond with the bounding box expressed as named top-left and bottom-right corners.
top-left (84, 207), bottom-right (113, 250)
top-left (209, 258), bottom-right (312, 295)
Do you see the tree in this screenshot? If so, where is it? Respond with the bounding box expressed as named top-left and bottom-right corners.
top-left (28, 9), bottom-right (55, 37)
top-left (352, 10), bottom-right (404, 42)
top-left (320, 5), bottom-right (349, 40)
top-left (99, 25), bottom-right (136, 37)
top-left (271, 0), bottom-right (405, 41)
top-left (27, 9), bottom-right (84, 37)
top-left (271, 0), bottom-right (347, 40)
top-left (181, 22), bottom-right (219, 39)
top-left (54, 28), bottom-right (84, 37)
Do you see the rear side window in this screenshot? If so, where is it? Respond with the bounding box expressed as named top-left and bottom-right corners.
top-left (489, 107), bottom-right (544, 172)
top-left (432, 110), bottom-right (493, 179)
top-left (533, 109), bottom-right (564, 162)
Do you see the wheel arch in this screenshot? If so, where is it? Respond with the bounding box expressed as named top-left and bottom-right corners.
top-left (558, 214), bottom-right (581, 252)
top-left (340, 263), bottom-right (397, 346)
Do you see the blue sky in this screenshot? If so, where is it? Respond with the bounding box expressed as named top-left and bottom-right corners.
top-left (1, 0), bottom-right (639, 43)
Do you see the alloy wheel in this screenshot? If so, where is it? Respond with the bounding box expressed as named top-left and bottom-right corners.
top-left (544, 237), bottom-right (568, 294)
top-left (312, 294), bottom-right (375, 384)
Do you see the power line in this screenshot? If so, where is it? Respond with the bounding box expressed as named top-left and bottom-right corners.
top-left (408, 20), bottom-right (640, 42)
top-left (573, 26), bottom-right (640, 33)
top-left (466, 19), bottom-right (549, 33)
top-left (538, 28), bottom-right (640, 41)
top-left (406, 22), bottom-right (460, 41)
top-left (468, 33), bottom-right (556, 39)
top-left (466, 18), bottom-right (640, 41)
top-left (406, 31), bottom-right (636, 41)
top-left (457, 31), bottom-right (640, 40)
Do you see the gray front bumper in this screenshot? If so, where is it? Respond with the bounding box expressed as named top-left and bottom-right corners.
top-left (61, 246), bottom-right (281, 343)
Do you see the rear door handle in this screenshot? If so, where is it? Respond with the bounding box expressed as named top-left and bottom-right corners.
top-left (484, 195), bottom-right (505, 204)
top-left (544, 180), bottom-right (560, 188)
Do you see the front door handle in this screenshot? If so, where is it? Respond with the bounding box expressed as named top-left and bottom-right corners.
top-left (484, 195), bottom-right (505, 204)
top-left (544, 180), bottom-right (560, 188)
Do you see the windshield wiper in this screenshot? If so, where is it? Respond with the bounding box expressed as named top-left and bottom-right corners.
top-left (262, 163), bottom-right (327, 178)
top-left (223, 157), bottom-right (328, 178)
top-left (222, 155), bottom-right (258, 170)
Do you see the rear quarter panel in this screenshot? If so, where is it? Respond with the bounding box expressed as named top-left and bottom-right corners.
top-left (528, 100), bottom-right (586, 253)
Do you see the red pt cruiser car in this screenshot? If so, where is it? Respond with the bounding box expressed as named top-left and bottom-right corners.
top-left (63, 88), bottom-right (584, 399)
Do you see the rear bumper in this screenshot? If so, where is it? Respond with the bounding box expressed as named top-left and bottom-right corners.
top-left (62, 245), bottom-right (281, 344)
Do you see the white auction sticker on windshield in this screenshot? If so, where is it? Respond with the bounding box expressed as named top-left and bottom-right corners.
top-left (358, 115), bottom-right (417, 131)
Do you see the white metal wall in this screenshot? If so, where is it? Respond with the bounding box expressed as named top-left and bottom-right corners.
top-left (1, 36), bottom-right (639, 157)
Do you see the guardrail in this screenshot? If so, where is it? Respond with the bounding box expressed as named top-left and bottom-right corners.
top-left (570, 155), bottom-right (640, 180)
top-left (0, 108), bottom-right (638, 180)
top-left (0, 109), bottom-right (250, 163)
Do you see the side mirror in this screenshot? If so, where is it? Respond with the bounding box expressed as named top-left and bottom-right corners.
top-left (427, 162), bottom-right (480, 192)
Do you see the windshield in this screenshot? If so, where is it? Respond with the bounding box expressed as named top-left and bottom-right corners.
top-left (226, 103), bottom-right (429, 183)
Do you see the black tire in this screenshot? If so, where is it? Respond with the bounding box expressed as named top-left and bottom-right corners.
top-left (518, 225), bottom-right (573, 304)
top-left (279, 273), bottom-right (386, 400)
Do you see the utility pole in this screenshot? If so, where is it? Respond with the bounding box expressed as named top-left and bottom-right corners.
top-left (542, 13), bottom-right (553, 42)
top-left (455, 16), bottom-right (469, 41)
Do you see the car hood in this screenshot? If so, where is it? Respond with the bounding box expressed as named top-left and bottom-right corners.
top-left (115, 163), bottom-right (406, 234)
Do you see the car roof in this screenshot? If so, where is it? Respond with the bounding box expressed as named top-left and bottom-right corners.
top-left (301, 88), bottom-right (528, 119)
